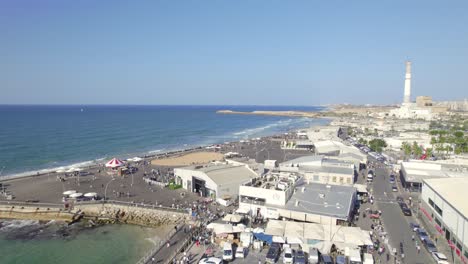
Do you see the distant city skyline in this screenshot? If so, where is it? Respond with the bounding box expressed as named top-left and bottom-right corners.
top-left (1, 1), bottom-right (467, 106)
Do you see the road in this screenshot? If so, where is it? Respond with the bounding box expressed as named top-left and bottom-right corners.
top-left (370, 162), bottom-right (434, 264)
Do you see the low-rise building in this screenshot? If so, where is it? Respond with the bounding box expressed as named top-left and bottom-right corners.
top-left (400, 161), bottom-right (468, 190)
top-left (238, 174), bottom-right (357, 225)
top-left (174, 163), bottom-right (258, 199)
top-left (421, 177), bottom-right (468, 262)
top-left (279, 156), bottom-right (356, 186)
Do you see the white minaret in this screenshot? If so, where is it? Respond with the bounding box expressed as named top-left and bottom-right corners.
top-left (403, 61), bottom-right (412, 104)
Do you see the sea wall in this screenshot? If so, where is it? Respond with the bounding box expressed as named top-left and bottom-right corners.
top-left (0, 204), bottom-right (74, 222)
top-left (75, 203), bottom-right (190, 227)
top-left (0, 202), bottom-right (190, 227)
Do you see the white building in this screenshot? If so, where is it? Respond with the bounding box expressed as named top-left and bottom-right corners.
top-left (279, 156), bottom-right (356, 186)
top-left (238, 174), bottom-right (357, 225)
top-left (400, 161), bottom-right (468, 190)
top-left (421, 178), bottom-right (468, 262)
top-left (174, 163), bottom-right (258, 199)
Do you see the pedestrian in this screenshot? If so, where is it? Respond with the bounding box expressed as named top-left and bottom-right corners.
top-left (166, 240), bottom-right (170, 248)
top-left (174, 225), bottom-right (178, 232)
top-left (417, 245), bottom-right (420, 254)
top-left (412, 234), bottom-right (415, 241)
top-left (151, 257), bottom-right (155, 263)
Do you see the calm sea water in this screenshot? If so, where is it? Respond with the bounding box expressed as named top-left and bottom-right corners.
top-left (0, 220), bottom-right (167, 264)
top-left (0, 105), bottom-right (326, 177)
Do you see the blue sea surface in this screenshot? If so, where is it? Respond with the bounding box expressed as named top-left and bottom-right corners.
top-left (0, 105), bottom-right (326, 177)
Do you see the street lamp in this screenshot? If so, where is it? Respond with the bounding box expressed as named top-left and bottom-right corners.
top-left (104, 178), bottom-right (115, 201)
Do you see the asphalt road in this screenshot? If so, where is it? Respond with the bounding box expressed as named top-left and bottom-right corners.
top-left (371, 162), bottom-right (434, 264)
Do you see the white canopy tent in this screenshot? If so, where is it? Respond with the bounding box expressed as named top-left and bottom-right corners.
top-left (84, 192), bottom-right (97, 198)
top-left (63, 190), bottom-right (76, 196)
top-left (206, 223), bottom-right (245, 234)
top-left (235, 207), bottom-right (250, 215)
top-left (265, 220), bottom-right (372, 249)
top-left (222, 214), bottom-right (244, 223)
top-left (69, 192), bottom-right (83, 198)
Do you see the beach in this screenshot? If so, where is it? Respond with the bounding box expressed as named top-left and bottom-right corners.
top-left (151, 151), bottom-right (225, 166)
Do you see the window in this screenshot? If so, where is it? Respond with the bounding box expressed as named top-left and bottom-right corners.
top-left (428, 198), bottom-right (434, 207)
top-left (464, 250), bottom-right (468, 259)
top-left (346, 178), bottom-right (351, 184)
top-left (456, 242), bottom-right (462, 251)
top-left (339, 177), bottom-right (344, 184)
top-left (332, 176), bottom-right (337, 182)
top-left (435, 204), bottom-right (443, 216)
top-left (435, 218), bottom-right (441, 226)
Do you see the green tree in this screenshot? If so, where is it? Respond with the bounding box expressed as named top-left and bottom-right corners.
top-left (402, 141), bottom-right (412, 157)
top-left (412, 141), bottom-right (423, 157)
top-left (425, 148), bottom-right (433, 158)
top-left (369, 139), bottom-right (387, 153)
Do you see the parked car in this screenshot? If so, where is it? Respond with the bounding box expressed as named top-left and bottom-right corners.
top-left (396, 196), bottom-right (404, 203)
top-left (283, 247), bottom-right (294, 264)
top-left (432, 252), bottom-right (450, 264)
top-left (335, 255), bottom-right (346, 264)
top-left (389, 175), bottom-right (395, 183)
top-left (399, 203), bottom-right (412, 216)
top-left (199, 257), bottom-right (222, 264)
top-left (424, 239), bottom-right (438, 253)
top-left (417, 229), bottom-right (429, 241)
top-left (295, 250), bottom-right (307, 264)
top-left (409, 222), bottom-right (420, 231)
top-left (222, 243), bottom-right (233, 261)
top-left (266, 243), bottom-right (282, 263)
top-left (321, 255), bottom-right (333, 264)
top-left (392, 185), bottom-right (398, 192)
top-left (308, 248), bottom-right (320, 264)
top-left (399, 242), bottom-right (405, 259)
top-left (235, 247), bottom-right (245, 259)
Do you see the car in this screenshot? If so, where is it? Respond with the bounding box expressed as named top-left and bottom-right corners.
top-left (417, 229), bottom-right (429, 241)
top-left (432, 252), bottom-right (450, 264)
top-left (424, 239), bottom-right (438, 253)
top-left (336, 255), bottom-right (346, 264)
top-left (235, 247), bottom-right (245, 259)
top-left (308, 248), bottom-right (320, 264)
top-left (396, 196), bottom-right (404, 203)
top-left (266, 243), bottom-right (282, 263)
top-left (222, 243), bottom-right (233, 261)
top-left (399, 203), bottom-right (412, 216)
top-left (283, 247), bottom-right (294, 264)
top-left (389, 175), bottom-right (395, 183)
top-left (392, 185), bottom-right (398, 192)
top-left (295, 250), bottom-right (306, 264)
top-left (409, 222), bottom-right (420, 231)
top-left (321, 255), bottom-right (333, 264)
top-left (199, 257), bottom-right (222, 264)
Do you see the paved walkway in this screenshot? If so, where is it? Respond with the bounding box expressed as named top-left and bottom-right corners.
top-left (147, 224), bottom-right (190, 264)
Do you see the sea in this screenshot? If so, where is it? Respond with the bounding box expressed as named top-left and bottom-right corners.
top-left (0, 105), bottom-right (327, 264)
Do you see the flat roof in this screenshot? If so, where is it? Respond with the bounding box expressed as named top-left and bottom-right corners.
top-left (183, 164), bottom-right (258, 186)
top-left (281, 155), bottom-right (323, 165)
top-left (423, 178), bottom-right (468, 219)
top-left (301, 165), bottom-right (354, 175)
top-left (280, 180), bottom-right (355, 219)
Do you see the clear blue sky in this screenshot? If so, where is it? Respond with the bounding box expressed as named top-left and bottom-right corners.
top-left (1, 1), bottom-right (467, 106)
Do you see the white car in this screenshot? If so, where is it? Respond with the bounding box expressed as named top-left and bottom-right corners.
top-left (432, 252), bottom-right (450, 264)
top-left (199, 257), bottom-right (222, 264)
top-left (283, 247), bottom-right (294, 264)
top-left (235, 247), bottom-right (246, 258)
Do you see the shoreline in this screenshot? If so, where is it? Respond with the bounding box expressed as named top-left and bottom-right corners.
top-left (1, 116), bottom-right (330, 182)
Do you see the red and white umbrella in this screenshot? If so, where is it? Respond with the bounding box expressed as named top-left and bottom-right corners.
top-left (105, 158), bottom-right (124, 168)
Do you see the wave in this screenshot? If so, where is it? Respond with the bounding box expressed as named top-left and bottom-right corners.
top-left (1, 116), bottom-right (326, 180)
top-left (0, 220), bottom-right (40, 232)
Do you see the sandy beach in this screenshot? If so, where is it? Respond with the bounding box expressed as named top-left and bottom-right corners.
top-left (151, 151), bottom-right (225, 167)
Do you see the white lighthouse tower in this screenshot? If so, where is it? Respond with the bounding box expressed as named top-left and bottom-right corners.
top-left (403, 61), bottom-right (412, 105)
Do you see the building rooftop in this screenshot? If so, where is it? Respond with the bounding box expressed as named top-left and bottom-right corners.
top-left (280, 155), bottom-right (324, 167)
top-left (182, 163), bottom-right (258, 186)
top-left (423, 177), bottom-right (468, 219)
top-left (402, 161), bottom-right (468, 183)
top-left (281, 180), bottom-right (356, 219)
top-left (301, 165), bottom-right (354, 175)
